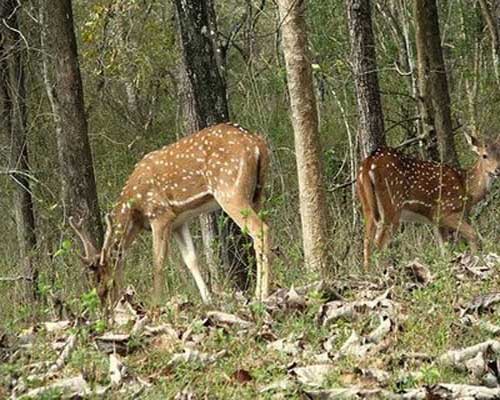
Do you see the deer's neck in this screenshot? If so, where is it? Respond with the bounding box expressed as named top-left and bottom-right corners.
top-left (466, 162), bottom-right (492, 205)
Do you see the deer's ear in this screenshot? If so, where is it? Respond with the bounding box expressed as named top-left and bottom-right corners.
top-left (464, 132), bottom-right (481, 155)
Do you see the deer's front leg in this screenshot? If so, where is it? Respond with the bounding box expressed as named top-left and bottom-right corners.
top-left (151, 217), bottom-right (172, 307)
top-left (174, 223), bottom-right (212, 304)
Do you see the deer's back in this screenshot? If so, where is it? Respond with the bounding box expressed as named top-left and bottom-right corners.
top-left (364, 147), bottom-right (468, 221)
top-left (113, 123), bottom-right (267, 225)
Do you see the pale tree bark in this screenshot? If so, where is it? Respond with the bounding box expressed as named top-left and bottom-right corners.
top-left (347, 0), bottom-right (386, 158)
top-left (0, 0), bottom-right (38, 301)
top-left (414, 0), bottom-right (459, 166)
top-left (44, 0), bottom-right (103, 246)
top-left (174, 0), bottom-right (252, 290)
top-left (278, 0), bottom-right (330, 273)
top-left (478, 0), bottom-right (500, 84)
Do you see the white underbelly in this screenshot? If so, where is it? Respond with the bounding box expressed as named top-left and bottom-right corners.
top-left (401, 209), bottom-right (432, 224)
top-left (172, 199), bottom-right (221, 228)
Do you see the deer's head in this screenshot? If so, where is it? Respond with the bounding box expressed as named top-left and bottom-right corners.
top-left (465, 132), bottom-right (500, 181)
top-left (69, 214), bottom-right (117, 305)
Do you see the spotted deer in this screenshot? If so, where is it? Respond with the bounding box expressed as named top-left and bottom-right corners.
top-left (70, 123), bottom-right (271, 306)
top-left (357, 133), bottom-right (500, 268)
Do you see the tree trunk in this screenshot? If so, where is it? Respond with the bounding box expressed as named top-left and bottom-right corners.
top-left (0, 0), bottom-right (38, 301)
top-left (478, 0), bottom-right (500, 84)
top-left (347, 0), bottom-right (386, 157)
top-left (44, 0), bottom-right (103, 245)
top-left (414, 3), bottom-right (439, 161)
top-left (461, 2), bottom-right (483, 136)
top-left (174, 0), bottom-right (252, 290)
top-left (414, 0), bottom-right (459, 166)
top-left (278, 0), bottom-right (330, 273)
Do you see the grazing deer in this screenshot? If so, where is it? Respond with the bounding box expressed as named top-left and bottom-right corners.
top-left (357, 133), bottom-right (500, 269)
top-left (70, 123), bottom-right (271, 306)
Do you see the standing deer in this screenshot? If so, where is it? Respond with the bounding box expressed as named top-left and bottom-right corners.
top-left (70, 123), bottom-right (271, 306)
top-left (357, 133), bottom-right (500, 268)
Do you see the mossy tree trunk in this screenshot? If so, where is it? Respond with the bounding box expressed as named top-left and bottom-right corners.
top-left (414, 0), bottom-right (459, 166)
top-left (45, 0), bottom-right (103, 246)
top-left (347, 0), bottom-right (386, 158)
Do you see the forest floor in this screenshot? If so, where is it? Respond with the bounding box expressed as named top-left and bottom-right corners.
top-left (0, 251), bottom-right (499, 399)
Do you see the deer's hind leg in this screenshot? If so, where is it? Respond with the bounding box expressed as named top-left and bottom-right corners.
top-left (215, 194), bottom-right (270, 301)
top-left (439, 213), bottom-right (479, 252)
top-left (356, 177), bottom-right (376, 270)
top-left (370, 172), bottom-right (401, 256)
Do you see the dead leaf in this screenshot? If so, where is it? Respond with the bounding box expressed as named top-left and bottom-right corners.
top-left (366, 314), bottom-right (393, 344)
top-left (460, 315), bottom-right (500, 336)
top-left (17, 374), bottom-right (105, 399)
top-left (317, 290), bottom-right (400, 326)
top-left (205, 311), bottom-right (253, 329)
top-left (259, 378), bottom-right (294, 393)
top-left (231, 369), bottom-right (252, 384)
top-left (43, 320), bottom-right (71, 333)
top-left (405, 259), bottom-right (433, 287)
top-left (143, 323), bottom-right (178, 338)
top-left (356, 367), bottom-right (391, 386)
top-left (268, 334), bottom-right (304, 356)
top-left (174, 389), bottom-right (197, 400)
top-left (426, 383), bottom-right (500, 398)
top-left (109, 353), bottom-right (126, 387)
top-left (335, 331), bottom-right (373, 360)
top-left (112, 286), bottom-right (145, 327)
top-left (168, 349), bottom-right (226, 366)
top-left (95, 333), bottom-right (130, 355)
top-left (49, 334), bottom-right (76, 372)
top-left (290, 364), bottom-right (335, 387)
top-left (439, 340), bottom-right (500, 369)
top-left (453, 253), bottom-right (499, 281)
top-left (304, 387), bottom-right (383, 399)
top-left (462, 293), bottom-right (500, 316)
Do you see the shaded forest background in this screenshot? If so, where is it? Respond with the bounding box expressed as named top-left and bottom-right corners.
top-left (1, 0), bottom-right (500, 321)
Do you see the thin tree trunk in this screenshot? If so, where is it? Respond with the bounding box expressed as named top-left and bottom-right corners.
top-left (44, 0), bottom-right (103, 246)
top-left (0, 0), bottom-right (38, 301)
top-left (414, 0), bottom-right (459, 166)
top-left (347, 0), bottom-right (386, 158)
top-left (461, 2), bottom-right (483, 136)
top-left (478, 0), bottom-right (500, 84)
top-left (278, 0), bottom-right (330, 273)
top-left (174, 0), bottom-right (252, 290)
top-left (414, 3), bottom-right (439, 161)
